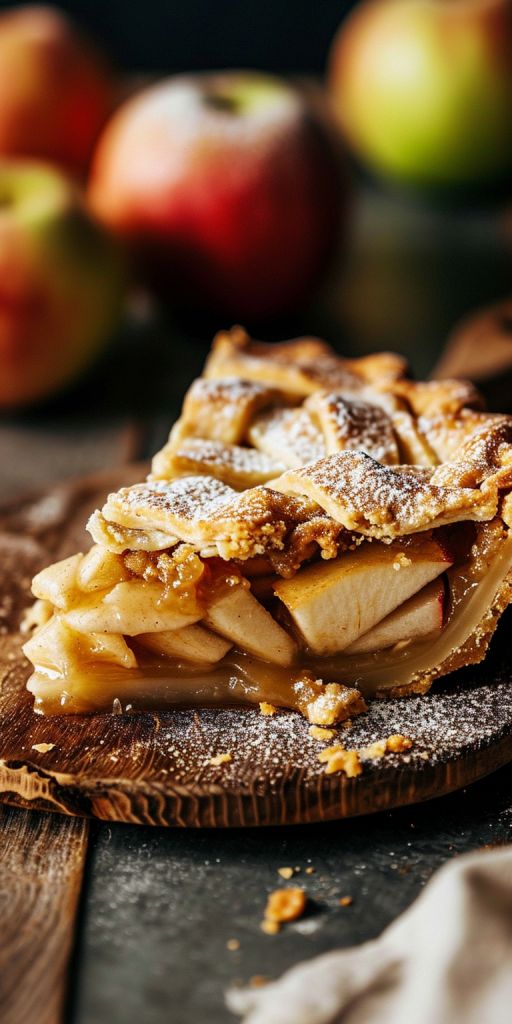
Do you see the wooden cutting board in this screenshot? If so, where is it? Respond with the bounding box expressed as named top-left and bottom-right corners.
top-left (0, 468), bottom-right (511, 828)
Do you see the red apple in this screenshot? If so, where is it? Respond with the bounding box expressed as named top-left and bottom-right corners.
top-left (88, 72), bottom-right (346, 319)
top-left (329, 0), bottom-right (512, 190)
top-left (0, 5), bottom-right (114, 175)
top-left (0, 160), bottom-right (124, 408)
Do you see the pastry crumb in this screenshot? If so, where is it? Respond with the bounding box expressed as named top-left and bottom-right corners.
top-left (31, 742), bottom-right (55, 753)
top-left (259, 701), bottom-right (277, 716)
top-left (226, 938), bottom-right (240, 951)
top-left (250, 975), bottom-right (269, 987)
top-left (386, 734), bottom-right (413, 753)
top-left (260, 919), bottom-right (281, 935)
top-left (264, 887), bottom-right (307, 925)
top-left (305, 866), bottom-right (315, 875)
top-left (307, 683), bottom-right (367, 727)
top-left (209, 752), bottom-right (232, 766)
top-left (361, 739), bottom-right (388, 760)
top-left (392, 553), bottom-right (412, 570)
top-left (339, 895), bottom-right (353, 907)
top-left (277, 866), bottom-right (295, 880)
top-left (361, 735), bottom-right (414, 760)
top-left (308, 725), bottom-right (336, 741)
top-left (318, 745), bottom-right (362, 777)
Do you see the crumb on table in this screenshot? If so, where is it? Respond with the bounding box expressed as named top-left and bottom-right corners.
top-left (277, 866), bottom-right (295, 880)
top-left (263, 887), bottom-right (307, 927)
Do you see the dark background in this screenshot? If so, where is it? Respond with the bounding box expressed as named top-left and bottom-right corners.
top-left (0, 1), bottom-right (357, 72)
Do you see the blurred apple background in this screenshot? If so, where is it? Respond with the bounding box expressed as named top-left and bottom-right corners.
top-left (0, 0), bottom-right (512, 493)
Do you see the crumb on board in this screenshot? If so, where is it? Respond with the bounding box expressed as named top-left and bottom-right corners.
top-left (306, 683), bottom-right (367, 727)
top-left (208, 752), bottom-right (232, 766)
top-left (308, 725), bottom-right (336, 741)
top-left (319, 734), bottom-right (415, 774)
top-left (250, 976), bottom-right (269, 988)
top-left (317, 745), bottom-right (362, 778)
top-left (339, 896), bottom-right (353, 907)
top-left (226, 938), bottom-right (240, 951)
top-left (259, 702), bottom-right (277, 716)
top-left (31, 742), bottom-right (55, 753)
top-left (386, 734), bottom-right (413, 753)
top-left (361, 739), bottom-right (388, 760)
top-left (361, 734), bottom-right (414, 759)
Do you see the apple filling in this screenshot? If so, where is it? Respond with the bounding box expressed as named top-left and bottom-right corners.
top-left (20, 330), bottom-right (512, 720)
top-left (23, 517), bottom-right (512, 718)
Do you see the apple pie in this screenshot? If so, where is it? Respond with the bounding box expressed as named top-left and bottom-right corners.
top-left (23, 326), bottom-right (512, 722)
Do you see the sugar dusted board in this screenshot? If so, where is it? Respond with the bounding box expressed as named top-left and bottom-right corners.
top-left (0, 469), bottom-right (511, 827)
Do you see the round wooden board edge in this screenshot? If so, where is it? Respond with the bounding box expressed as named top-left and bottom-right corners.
top-left (0, 729), bottom-right (511, 827)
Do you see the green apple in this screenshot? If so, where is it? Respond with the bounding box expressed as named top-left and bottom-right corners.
top-left (0, 161), bottom-right (124, 408)
top-left (329, 0), bottom-right (512, 190)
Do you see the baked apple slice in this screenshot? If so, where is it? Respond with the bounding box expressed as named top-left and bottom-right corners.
top-left (346, 578), bottom-right (446, 654)
top-left (205, 581), bottom-right (296, 667)
top-left (273, 537), bottom-right (453, 654)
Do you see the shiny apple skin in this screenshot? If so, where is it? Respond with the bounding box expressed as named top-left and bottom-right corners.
top-left (0, 161), bottom-right (124, 409)
top-left (0, 5), bottom-right (114, 175)
top-left (88, 72), bottom-right (346, 319)
top-left (329, 0), bottom-right (512, 190)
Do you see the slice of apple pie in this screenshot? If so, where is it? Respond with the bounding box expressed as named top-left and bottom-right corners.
top-left (23, 326), bottom-right (512, 722)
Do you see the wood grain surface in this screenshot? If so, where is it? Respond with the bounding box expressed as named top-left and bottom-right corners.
top-left (0, 805), bottom-right (88, 1024)
top-left (0, 468), bottom-right (511, 827)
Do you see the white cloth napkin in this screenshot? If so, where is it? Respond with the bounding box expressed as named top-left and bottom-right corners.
top-left (227, 846), bottom-right (512, 1024)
